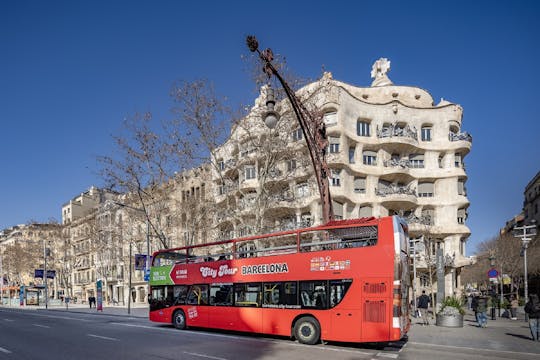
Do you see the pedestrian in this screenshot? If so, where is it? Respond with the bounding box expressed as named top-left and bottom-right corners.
top-left (510, 295), bottom-right (519, 320)
top-left (88, 296), bottom-right (92, 308)
top-left (417, 290), bottom-right (431, 325)
top-left (524, 293), bottom-right (540, 341)
top-left (472, 294), bottom-right (479, 322)
top-left (476, 293), bottom-right (488, 328)
top-left (467, 294), bottom-right (473, 310)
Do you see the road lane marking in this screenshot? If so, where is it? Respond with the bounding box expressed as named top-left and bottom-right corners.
top-left (376, 353), bottom-right (398, 359)
top-left (3, 319), bottom-right (14, 322)
top-left (183, 352), bottom-right (228, 360)
top-left (87, 334), bottom-right (119, 341)
top-left (0, 346), bottom-right (12, 354)
top-left (33, 324), bottom-right (51, 328)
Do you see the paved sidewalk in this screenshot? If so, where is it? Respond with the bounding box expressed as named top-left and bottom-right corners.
top-left (408, 309), bottom-right (540, 355)
top-left (1, 302), bottom-right (149, 318)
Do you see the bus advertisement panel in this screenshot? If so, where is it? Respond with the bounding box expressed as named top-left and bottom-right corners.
top-left (148, 216), bottom-right (410, 344)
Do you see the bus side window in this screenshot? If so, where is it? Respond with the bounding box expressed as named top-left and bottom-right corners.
top-left (300, 281), bottom-right (328, 309)
top-left (210, 284), bottom-right (233, 306)
top-left (235, 283), bottom-right (261, 307)
top-left (186, 285), bottom-right (208, 305)
top-left (329, 279), bottom-right (352, 308)
top-left (173, 285), bottom-right (188, 305)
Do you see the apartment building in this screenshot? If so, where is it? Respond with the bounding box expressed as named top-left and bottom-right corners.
top-left (0, 222), bottom-right (63, 299)
top-left (211, 59), bottom-right (472, 296)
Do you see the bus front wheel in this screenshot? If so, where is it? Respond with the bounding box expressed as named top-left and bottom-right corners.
top-left (173, 310), bottom-right (186, 330)
top-left (294, 316), bottom-right (320, 345)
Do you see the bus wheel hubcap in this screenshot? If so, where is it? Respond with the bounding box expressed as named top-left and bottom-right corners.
top-left (301, 324), bottom-right (313, 338)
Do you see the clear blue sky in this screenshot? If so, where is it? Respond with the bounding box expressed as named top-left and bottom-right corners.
top-left (1, 1), bottom-right (539, 254)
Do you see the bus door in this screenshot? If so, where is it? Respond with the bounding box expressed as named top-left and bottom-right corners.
top-left (361, 278), bottom-right (391, 341)
top-left (185, 284), bottom-right (209, 327)
top-left (234, 283), bottom-right (262, 333)
top-left (328, 279), bottom-right (360, 342)
top-left (208, 284), bottom-right (237, 330)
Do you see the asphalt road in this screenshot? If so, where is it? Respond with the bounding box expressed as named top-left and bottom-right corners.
top-left (1, 308), bottom-right (539, 360)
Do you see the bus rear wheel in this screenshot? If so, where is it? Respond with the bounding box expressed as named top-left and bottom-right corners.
top-left (173, 310), bottom-right (186, 330)
top-left (294, 316), bottom-right (320, 345)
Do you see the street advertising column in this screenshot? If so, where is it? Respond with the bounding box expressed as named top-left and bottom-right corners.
top-left (436, 248), bottom-right (445, 312)
top-left (96, 280), bottom-right (103, 311)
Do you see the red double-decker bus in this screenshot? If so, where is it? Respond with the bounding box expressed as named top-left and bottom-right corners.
top-left (148, 216), bottom-right (410, 344)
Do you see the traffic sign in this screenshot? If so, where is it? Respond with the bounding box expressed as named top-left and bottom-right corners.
top-left (144, 269), bottom-right (150, 281)
top-left (487, 268), bottom-right (499, 278)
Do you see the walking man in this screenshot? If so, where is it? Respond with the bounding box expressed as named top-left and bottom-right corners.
top-left (524, 293), bottom-right (540, 341)
top-left (476, 293), bottom-right (488, 328)
top-left (417, 290), bottom-right (431, 325)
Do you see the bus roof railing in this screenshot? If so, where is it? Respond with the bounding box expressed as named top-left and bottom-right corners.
top-left (153, 219), bottom-right (382, 266)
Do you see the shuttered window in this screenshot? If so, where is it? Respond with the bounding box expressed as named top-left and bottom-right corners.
top-left (418, 182), bottom-right (434, 197)
top-left (354, 177), bottom-right (366, 194)
top-left (333, 200), bottom-right (344, 219)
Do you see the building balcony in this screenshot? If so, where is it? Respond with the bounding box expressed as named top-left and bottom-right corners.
top-left (449, 131), bottom-right (472, 143)
top-left (383, 158), bottom-right (412, 169)
top-left (266, 219), bottom-right (312, 233)
top-left (405, 213), bottom-right (433, 225)
top-left (375, 185), bottom-right (417, 207)
top-left (377, 125), bottom-right (418, 141)
top-left (268, 192), bottom-right (295, 207)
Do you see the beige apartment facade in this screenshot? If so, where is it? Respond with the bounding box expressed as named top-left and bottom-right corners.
top-left (210, 59), bottom-right (472, 297)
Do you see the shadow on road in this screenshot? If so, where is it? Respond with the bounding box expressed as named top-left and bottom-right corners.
top-left (505, 333), bottom-right (532, 341)
top-left (156, 323), bottom-right (408, 352)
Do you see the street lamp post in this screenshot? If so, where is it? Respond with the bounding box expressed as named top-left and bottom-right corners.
top-left (488, 255), bottom-right (496, 320)
top-left (114, 202), bottom-right (151, 310)
top-left (128, 242), bottom-right (132, 315)
top-left (0, 254), bottom-right (3, 306)
top-left (43, 240), bottom-right (50, 309)
top-left (513, 220), bottom-right (537, 322)
top-left (246, 35), bottom-right (333, 223)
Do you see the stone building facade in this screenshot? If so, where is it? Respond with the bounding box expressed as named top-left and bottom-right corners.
top-left (210, 59), bottom-right (472, 296)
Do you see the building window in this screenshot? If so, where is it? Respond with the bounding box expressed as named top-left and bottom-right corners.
top-left (357, 120), bottom-right (370, 137)
top-left (409, 154), bottom-right (424, 168)
top-left (421, 208), bottom-right (435, 225)
top-left (324, 111), bottom-right (337, 126)
top-left (333, 200), bottom-right (344, 220)
top-left (296, 182), bottom-right (309, 198)
top-left (363, 151), bottom-right (377, 166)
top-left (458, 180), bottom-right (466, 195)
top-left (418, 182), bottom-right (434, 197)
top-left (292, 128), bottom-right (303, 142)
top-left (455, 153), bottom-right (462, 168)
top-left (287, 159), bottom-right (297, 172)
top-left (457, 208), bottom-right (467, 224)
top-left (354, 177), bottom-right (366, 194)
top-left (219, 160), bottom-right (225, 171)
top-left (421, 126), bottom-right (432, 141)
top-left (349, 147), bottom-right (356, 163)
top-left (438, 155), bottom-right (444, 168)
top-left (245, 165), bottom-right (256, 180)
top-left (328, 137), bottom-right (340, 153)
top-left (331, 169), bottom-right (341, 187)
